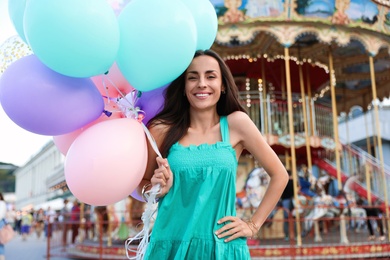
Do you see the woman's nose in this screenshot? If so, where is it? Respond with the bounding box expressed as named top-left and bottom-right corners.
top-left (198, 78), bottom-right (206, 87)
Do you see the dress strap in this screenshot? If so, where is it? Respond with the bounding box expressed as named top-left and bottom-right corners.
top-left (220, 116), bottom-right (230, 143)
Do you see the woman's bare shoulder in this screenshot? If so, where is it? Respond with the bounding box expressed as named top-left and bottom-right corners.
top-left (227, 111), bottom-right (252, 128)
top-left (148, 121), bottom-right (170, 140)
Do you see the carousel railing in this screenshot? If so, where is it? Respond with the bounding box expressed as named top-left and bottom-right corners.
top-left (239, 91), bottom-right (389, 203)
top-left (319, 141), bottom-right (390, 203)
top-left (45, 206), bottom-right (390, 259)
top-left (239, 91), bottom-right (334, 138)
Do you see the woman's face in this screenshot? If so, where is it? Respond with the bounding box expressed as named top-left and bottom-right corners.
top-left (184, 55), bottom-right (225, 112)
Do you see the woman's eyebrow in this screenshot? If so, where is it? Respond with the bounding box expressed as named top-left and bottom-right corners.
top-left (187, 70), bottom-right (217, 74)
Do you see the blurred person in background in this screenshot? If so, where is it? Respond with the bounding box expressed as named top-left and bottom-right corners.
top-left (357, 198), bottom-right (386, 242)
top-left (44, 206), bottom-right (56, 238)
top-left (0, 193), bottom-right (7, 260)
top-left (60, 199), bottom-right (70, 246)
top-left (70, 200), bottom-right (80, 244)
top-left (5, 205), bottom-right (15, 232)
top-left (14, 211), bottom-right (22, 235)
top-left (20, 210), bottom-right (33, 241)
top-left (33, 208), bottom-right (45, 239)
top-left (280, 170), bottom-right (296, 241)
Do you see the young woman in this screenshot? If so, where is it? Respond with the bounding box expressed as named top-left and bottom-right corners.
top-left (138, 49), bottom-right (289, 259)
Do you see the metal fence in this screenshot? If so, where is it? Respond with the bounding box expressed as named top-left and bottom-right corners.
top-left (44, 205), bottom-right (390, 260)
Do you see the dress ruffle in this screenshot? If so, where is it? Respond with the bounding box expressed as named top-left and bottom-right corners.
top-left (145, 237), bottom-right (250, 260)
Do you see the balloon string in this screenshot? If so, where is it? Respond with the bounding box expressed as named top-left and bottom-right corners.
top-left (98, 73), bottom-right (161, 259)
top-left (141, 123), bottom-right (162, 158)
top-left (101, 76), bottom-right (111, 104)
top-left (125, 123), bottom-right (161, 260)
top-left (102, 73), bottom-right (128, 100)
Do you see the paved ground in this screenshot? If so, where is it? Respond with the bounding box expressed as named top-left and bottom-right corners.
top-left (5, 233), bottom-right (69, 260)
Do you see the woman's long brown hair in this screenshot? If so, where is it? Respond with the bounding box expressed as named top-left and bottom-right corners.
top-left (147, 49), bottom-right (246, 157)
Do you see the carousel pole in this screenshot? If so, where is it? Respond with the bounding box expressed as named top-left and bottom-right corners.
top-left (261, 57), bottom-right (268, 135)
top-left (345, 111), bottom-right (354, 176)
top-left (305, 66), bottom-right (315, 136)
top-left (370, 107), bottom-right (379, 159)
top-left (365, 164), bottom-right (372, 205)
top-left (267, 95), bottom-right (272, 134)
top-left (284, 47), bottom-right (302, 246)
top-left (328, 47), bottom-right (342, 191)
top-left (281, 63), bottom-right (288, 135)
top-left (364, 110), bottom-right (372, 157)
top-left (364, 110), bottom-right (372, 205)
top-left (299, 62), bottom-right (313, 171)
top-left (259, 79), bottom-right (264, 134)
top-left (368, 55), bottom-right (389, 239)
top-left (285, 151), bottom-right (291, 170)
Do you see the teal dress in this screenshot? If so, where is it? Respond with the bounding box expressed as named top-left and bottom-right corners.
top-left (144, 116), bottom-right (250, 259)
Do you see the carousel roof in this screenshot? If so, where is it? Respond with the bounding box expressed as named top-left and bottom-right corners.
top-left (213, 31), bottom-right (390, 114)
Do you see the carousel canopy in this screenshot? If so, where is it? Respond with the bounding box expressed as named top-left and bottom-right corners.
top-left (210, 0), bottom-right (390, 114)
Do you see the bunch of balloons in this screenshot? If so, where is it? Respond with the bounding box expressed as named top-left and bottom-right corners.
top-left (0, 0), bottom-right (218, 206)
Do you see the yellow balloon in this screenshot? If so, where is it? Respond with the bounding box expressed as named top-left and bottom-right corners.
top-left (0, 35), bottom-right (33, 75)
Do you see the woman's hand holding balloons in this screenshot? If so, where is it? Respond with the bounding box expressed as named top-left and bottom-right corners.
top-left (151, 157), bottom-right (173, 197)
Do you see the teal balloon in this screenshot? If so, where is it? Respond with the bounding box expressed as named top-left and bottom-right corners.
top-left (116, 0), bottom-right (197, 92)
top-left (23, 0), bottom-right (120, 78)
top-left (8, 0), bottom-right (28, 43)
top-left (181, 0), bottom-right (218, 50)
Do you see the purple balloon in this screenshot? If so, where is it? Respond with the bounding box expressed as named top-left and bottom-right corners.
top-left (0, 55), bottom-right (104, 135)
top-left (130, 189), bottom-right (144, 202)
top-left (137, 85), bottom-right (167, 124)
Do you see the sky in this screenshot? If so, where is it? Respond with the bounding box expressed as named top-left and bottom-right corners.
top-left (0, 0), bottom-right (52, 166)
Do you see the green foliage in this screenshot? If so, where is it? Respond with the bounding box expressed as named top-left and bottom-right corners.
top-left (0, 163), bottom-right (18, 193)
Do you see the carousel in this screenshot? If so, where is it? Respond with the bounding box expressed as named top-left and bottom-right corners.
top-left (210, 0), bottom-right (390, 258)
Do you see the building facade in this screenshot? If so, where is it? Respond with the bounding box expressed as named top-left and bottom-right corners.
top-left (14, 141), bottom-right (67, 211)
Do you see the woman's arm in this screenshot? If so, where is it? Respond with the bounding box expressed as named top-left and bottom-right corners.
top-left (216, 111), bottom-right (289, 241)
top-left (234, 112), bottom-right (289, 228)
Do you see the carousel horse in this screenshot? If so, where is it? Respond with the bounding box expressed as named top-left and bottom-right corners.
top-left (236, 168), bottom-right (269, 218)
top-left (302, 176), bottom-right (342, 242)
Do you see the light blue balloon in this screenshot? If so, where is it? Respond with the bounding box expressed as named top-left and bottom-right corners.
top-left (23, 0), bottom-right (120, 78)
top-left (116, 0), bottom-right (197, 92)
top-left (8, 0), bottom-right (28, 43)
top-left (181, 0), bottom-right (218, 50)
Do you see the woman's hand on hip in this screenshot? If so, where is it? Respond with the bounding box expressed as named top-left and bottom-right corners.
top-left (215, 216), bottom-right (257, 242)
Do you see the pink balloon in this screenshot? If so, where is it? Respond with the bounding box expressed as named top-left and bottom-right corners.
top-left (53, 130), bottom-right (81, 156)
top-left (91, 62), bottom-right (133, 99)
top-left (64, 118), bottom-right (147, 206)
top-left (53, 112), bottom-right (123, 155)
